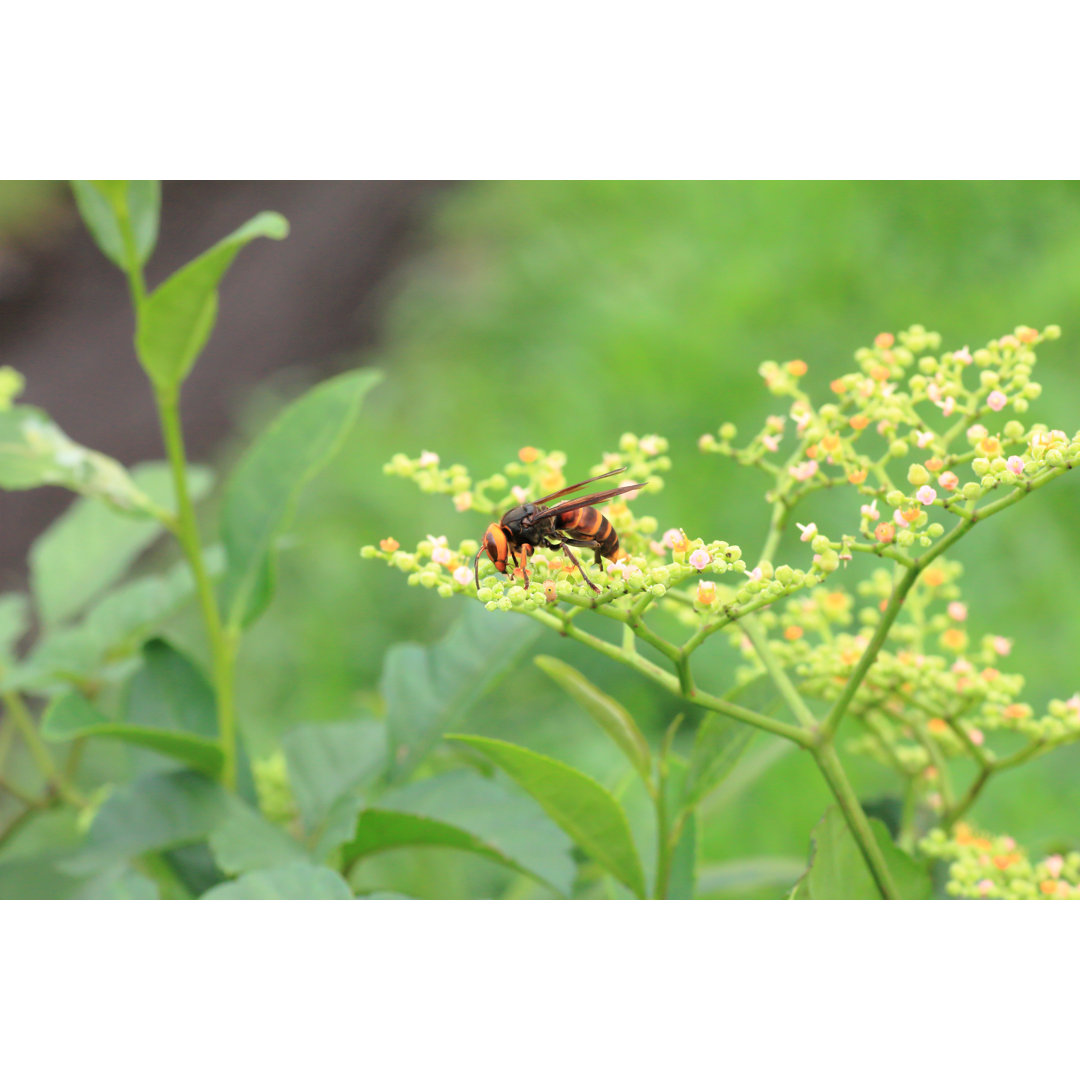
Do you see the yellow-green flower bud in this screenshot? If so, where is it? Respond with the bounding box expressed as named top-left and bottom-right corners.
top-left (889, 440), bottom-right (908, 458)
top-left (719, 422), bottom-right (737, 441)
top-left (907, 463), bottom-right (929, 485)
top-left (961, 482), bottom-right (982, 500)
top-left (1003, 420), bottom-right (1025, 441)
top-left (972, 457), bottom-right (990, 477)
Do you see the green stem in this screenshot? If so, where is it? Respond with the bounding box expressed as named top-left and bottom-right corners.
top-left (526, 609), bottom-right (813, 747)
top-left (813, 742), bottom-right (899, 899)
top-left (2, 691), bottom-right (87, 808)
top-left (821, 562), bottom-right (921, 741)
top-left (741, 615), bottom-right (817, 730)
top-left (154, 387), bottom-right (239, 791)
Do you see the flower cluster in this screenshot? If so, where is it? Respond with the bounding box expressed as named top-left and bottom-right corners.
top-left (731, 556), bottom-right (1080, 794)
top-left (922, 824), bottom-right (1080, 899)
top-left (702, 325), bottom-right (1078, 556)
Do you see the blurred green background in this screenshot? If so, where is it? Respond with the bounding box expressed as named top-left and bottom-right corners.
top-left (6, 181), bottom-right (1080, 896)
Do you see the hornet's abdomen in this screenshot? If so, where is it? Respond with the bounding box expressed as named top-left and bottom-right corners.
top-left (556, 505), bottom-right (621, 560)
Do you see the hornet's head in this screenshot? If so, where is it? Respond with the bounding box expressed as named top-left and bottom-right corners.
top-left (474, 523), bottom-right (510, 588)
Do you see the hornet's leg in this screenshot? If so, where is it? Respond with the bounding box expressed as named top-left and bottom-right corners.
top-left (561, 535), bottom-right (608, 569)
top-left (559, 542), bottom-right (600, 593)
top-left (518, 544), bottom-right (533, 588)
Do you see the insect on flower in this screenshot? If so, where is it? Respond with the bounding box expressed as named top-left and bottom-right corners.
top-left (474, 467), bottom-right (647, 593)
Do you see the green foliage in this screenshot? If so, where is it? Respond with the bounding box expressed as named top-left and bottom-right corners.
top-left (4, 181), bottom-right (1080, 900)
top-left (30, 463), bottom-right (211, 627)
top-left (535, 655), bottom-right (652, 787)
top-left (135, 212), bottom-right (288, 391)
top-left (450, 734), bottom-right (648, 898)
top-left (382, 604), bottom-right (540, 779)
top-left (70, 180), bottom-right (160, 270)
top-left (798, 807), bottom-right (932, 900)
top-left (42, 690), bottom-right (224, 776)
top-left (202, 862), bottom-right (351, 900)
top-left (220, 368), bottom-right (382, 628)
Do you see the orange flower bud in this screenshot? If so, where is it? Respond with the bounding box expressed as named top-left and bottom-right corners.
top-left (783, 625), bottom-right (803, 641)
top-left (874, 332), bottom-right (895, 349)
top-left (874, 522), bottom-right (895, 543)
top-left (923, 568), bottom-right (946, 587)
top-left (379, 537), bottom-right (400, 553)
top-left (850, 415), bottom-right (870, 431)
top-left (518, 446), bottom-right (541, 463)
top-left (847, 468), bottom-right (868, 484)
top-left (787, 359), bottom-right (808, 376)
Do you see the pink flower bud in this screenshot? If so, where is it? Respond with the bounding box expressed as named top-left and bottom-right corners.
top-left (1006, 455), bottom-right (1025, 476)
top-left (947, 602), bottom-right (967, 621)
top-left (453, 566), bottom-right (473, 586)
top-left (797, 522), bottom-right (817, 542)
top-left (939, 471), bottom-right (959, 491)
top-left (916, 431), bottom-right (935, 448)
top-left (1046, 854), bottom-right (1064, 878)
top-left (688, 548), bottom-right (711, 571)
top-left (453, 491), bottom-right (473, 512)
top-left (992, 636), bottom-right (1012, 656)
top-left (419, 450), bottom-right (440, 467)
top-left (954, 346), bottom-right (973, 365)
top-left (987, 389), bottom-right (1008, 412)
top-left (916, 485), bottom-right (937, 506)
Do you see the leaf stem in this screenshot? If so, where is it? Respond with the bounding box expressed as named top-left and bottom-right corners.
top-left (154, 389), bottom-right (239, 790)
top-left (2, 691), bottom-right (87, 808)
top-left (812, 742), bottom-right (899, 899)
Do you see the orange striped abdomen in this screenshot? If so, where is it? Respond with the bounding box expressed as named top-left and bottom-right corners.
top-left (557, 505), bottom-right (621, 560)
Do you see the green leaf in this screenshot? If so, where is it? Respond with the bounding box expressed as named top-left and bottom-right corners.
top-left (344, 809), bottom-right (564, 895)
top-left (64, 770), bottom-right (230, 874)
top-left (78, 865), bottom-right (159, 900)
top-left (804, 806), bottom-right (933, 900)
top-left (201, 862), bottom-right (352, 900)
top-left (684, 714), bottom-right (757, 808)
top-left (384, 604), bottom-right (541, 779)
top-left (373, 771), bottom-right (576, 895)
top-left (448, 734), bottom-right (647, 898)
top-left (125, 638), bottom-right (217, 739)
top-left (208, 797), bottom-right (308, 876)
top-left (30, 462), bottom-right (212, 626)
top-left (282, 718), bottom-right (386, 833)
top-left (5, 554), bottom-right (222, 694)
top-left (534, 655), bottom-right (652, 786)
top-left (219, 368), bottom-right (381, 628)
top-left (697, 857), bottom-right (807, 898)
top-left (135, 211), bottom-right (289, 390)
top-left (42, 691), bottom-right (224, 776)
top-left (0, 407), bottom-right (178, 515)
top-left (70, 181), bottom-right (161, 270)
